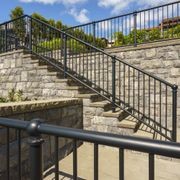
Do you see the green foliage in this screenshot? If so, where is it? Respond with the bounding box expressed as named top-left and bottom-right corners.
top-left (31, 13), bottom-right (48, 23)
top-left (0, 89), bottom-right (27, 103)
top-left (36, 38), bottom-right (86, 53)
top-left (113, 25), bottom-right (180, 47)
top-left (56, 21), bottom-right (63, 29)
top-left (149, 28), bottom-right (161, 41)
top-left (114, 32), bottom-right (125, 46)
top-left (174, 25), bottom-right (180, 38)
top-left (10, 7), bottom-right (26, 41)
top-left (36, 38), bottom-right (62, 53)
top-left (10, 6), bottom-right (24, 19)
top-left (7, 88), bottom-right (24, 102)
top-left (67, 39), bottom-right (86, 53)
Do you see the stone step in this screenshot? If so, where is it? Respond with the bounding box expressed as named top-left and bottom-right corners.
top-left (74, 93), bottom-right (105, 105)
top-left (103, 108), bottom-right (132, 121)
top-left (89, 100), bottom-right (112, 111)
top-left (118, 116), bottom-right (139, 131)
top-left (25, 60), bottom-right (40, 64)
top-left (22, 54), bottom-right (37, 59)
top-left (134, 130), bottom-right (154, 139)
top-left (37, 65), bottom-right (48, 70)
top-left (67, 86), bottom-right (94, 94)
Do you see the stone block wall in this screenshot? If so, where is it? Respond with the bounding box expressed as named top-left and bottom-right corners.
top-left (110, 44), bottom-right (180, 127)
top-left (0, 99), bottom-right (83, 180)
top-left (0, 50), bottom-right (81, 100)
top-left (65, 42), bottom-right (180, 128)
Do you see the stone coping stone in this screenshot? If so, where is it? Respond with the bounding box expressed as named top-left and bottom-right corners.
top-left (0, 49), bottom-right (24, 57)
top-left (0, 98), bottom-right (82, 116)
top-left (106, 38), bottom-right (180, 53)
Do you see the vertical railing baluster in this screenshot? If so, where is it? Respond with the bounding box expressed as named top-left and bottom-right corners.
top-left (165, 86), bottom-right (168, 137)
top-left (94, 143), bottom-right (98, 180)
top-left (159, 83), bottom-right (162, 137)
top-left (119, 148), bottom-right (124, 180)
top-left (55, 136), bottom-right (59, 180)
top-left (5, 24), bottom-right (7, 52)
top-left (18, 130), bottom-right (21, 180)
top-left (29, 18), bottom-right (32, 51)
top-left (172, 85), bottom-right (178, 142)
top-left (123, 64), bottom-right (126, 108)
top-left (149, 154), bottom-right (155, 180)
top-left (73, 139), bottom-right (77, 180)
top-left (63, 34), bottom-right (67, 78)
top-left (112, 55), bottom-right (116, 112)
top-left (133, 11), bottom-right (137, 47)
top-left (93, 22), bottom-right (96, 45)
top-left (6, 127), bottom-right (9, 180)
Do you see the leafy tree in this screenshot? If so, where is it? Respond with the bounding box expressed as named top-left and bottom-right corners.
top-left (31, 13), bottom-right (48, 23)
top-left (10, 7), bottom-right (26, 42)
top-left (10, 6), bottom-right (24, 20)
top-left (56, 21), bottom-right (63, 29)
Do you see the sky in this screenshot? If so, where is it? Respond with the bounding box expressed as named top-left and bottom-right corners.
top-left (0, 0), bottom-right (176, 26)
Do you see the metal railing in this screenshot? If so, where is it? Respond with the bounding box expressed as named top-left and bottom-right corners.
top-left (0, 15), bottom-right (178, 141)
top-left (0, 117), bottom-right (180, 180)
top-left (65, 1), bottom-right (180, 48)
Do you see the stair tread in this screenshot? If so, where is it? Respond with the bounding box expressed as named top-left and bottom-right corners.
top-left (64, 86), bottom-right (89, 90)
top-left (134, 130), bottom-right (155, 139)
top-left (118, 116), bottom-right (138, 129)
top-left (89, 100), bottom-right (111, 108)
top-left (75, 93), bottom-right (100, 98)
top-left (103, 108), bottom-right (129, 118)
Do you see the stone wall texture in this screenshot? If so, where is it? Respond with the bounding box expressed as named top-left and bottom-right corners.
top-left (0, 99), bottom-right (83, 180)
top-left (110, 44), bottom-right (180, 127)
top-left (0, 50), bottom-right (82, 99)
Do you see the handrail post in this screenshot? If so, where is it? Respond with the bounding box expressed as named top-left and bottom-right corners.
top-left (27, 119), bottom-right (44, 180)
top-left (63, 34), bottom-right (67, 78)
top-left (112, 55), bottom-right (116, 112)
top-left (133, 11), bottom-right (137, 47)
top-left (29, 18), bottom-right (32, 51)
top-left (172, 84), bottom-right (178, 142)
top-left (5, 24), bottom-right (7, 52)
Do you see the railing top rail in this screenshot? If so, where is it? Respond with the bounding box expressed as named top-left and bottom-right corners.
top-left (0, 117), bottom-right (180, 158)
top-left (0, 15), bottom-right (176, 88)
top-left (0, 15), bottom-right (28, 26)
top-left (65, 1), bottom-right (180, 30)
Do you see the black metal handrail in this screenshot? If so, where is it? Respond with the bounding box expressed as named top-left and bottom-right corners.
top-left (0, 15), bottom-right (178, 141)
top-left (65, 1), bottom-right (180, 48)
top-left (0, 117), bottom-right (180, 180)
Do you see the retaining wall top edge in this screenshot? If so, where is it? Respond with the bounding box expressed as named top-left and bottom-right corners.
top-left (106, 39), bottom-right (180, 53)
top-left (0, 49), bottom-right (24, 57)
top-left (0, 98), bottom-right (82, 116)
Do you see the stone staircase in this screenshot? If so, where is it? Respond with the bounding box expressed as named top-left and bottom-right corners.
top-left (21, 50), bottom-right (160, 139)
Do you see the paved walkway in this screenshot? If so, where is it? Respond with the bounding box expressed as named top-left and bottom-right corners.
top-left (44, 143), bottom-right (180, 180)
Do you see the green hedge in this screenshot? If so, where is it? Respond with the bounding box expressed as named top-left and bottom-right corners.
top-left (35, 38), bottom-right (87, 54)
top-left (114, 25), bottom-right (180, 47)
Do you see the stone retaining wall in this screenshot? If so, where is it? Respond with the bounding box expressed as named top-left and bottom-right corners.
top-left (0, 99), bottom-right (83, 180)
top-left (110, 43), bottom-right (180, 126)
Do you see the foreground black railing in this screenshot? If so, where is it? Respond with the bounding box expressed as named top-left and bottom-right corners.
top-left (0, 117), bottom-right (180, 180)
top-left (65, 1), bottom-right (180, 48)
top-left (0, 15), bottom-right (178, 141)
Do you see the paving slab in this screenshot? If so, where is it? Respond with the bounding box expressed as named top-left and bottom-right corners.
top-left (44, 143), bottom-right (180, 180)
